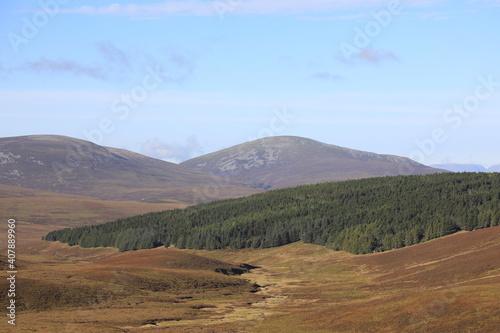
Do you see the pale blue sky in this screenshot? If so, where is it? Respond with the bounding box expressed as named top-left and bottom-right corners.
top-left (1, 0), bottom-right (499, 165)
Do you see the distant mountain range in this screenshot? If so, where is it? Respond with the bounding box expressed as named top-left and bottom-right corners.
top-left (1, 135), bottom-right (446, 202)
top-left (431, 163), bottom-right (500, 173)
top-left (181, 136), bottom-right (446, 189)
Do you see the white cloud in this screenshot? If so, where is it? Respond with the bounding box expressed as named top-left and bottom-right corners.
top-left (141, 136), bottom-right (203, 163)
top-left (60, 0), bottom-right (449, 18)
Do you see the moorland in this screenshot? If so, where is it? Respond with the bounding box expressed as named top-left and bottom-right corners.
top-left (1, 135), bottom-right (499, 332)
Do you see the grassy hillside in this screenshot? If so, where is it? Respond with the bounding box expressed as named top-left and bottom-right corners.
top-left (0, 244), bottom-right (258, 332)
top-left (2, 227), bottom-right (498, 332)
top-left (45, 173), bottom-right (500, 254)
top-left (0, 183), bottom-right (188, 227)
top-left (196, 227), bottom-right (500, 333)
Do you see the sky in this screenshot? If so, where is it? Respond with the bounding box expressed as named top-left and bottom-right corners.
top-left (1, 0), bottom-right (499, 166)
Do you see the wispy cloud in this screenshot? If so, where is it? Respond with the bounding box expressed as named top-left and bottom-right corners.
top-left (412, 11), bottom-right (456, 20)
top-left (97, 42), bottom-right (131, 68)
top-left (141, 136), bottom-right (203, 163)
top-left (61, 1), bottom-right (213, 17)
top-left (3, 42), bottom-right (197, 83)
top-left (470, 0), bottom-right (500, 7)
top-left (337, 47), bottom-right (399, 65)
top-left (300, 10), bottom-right (458, 22)
top-left (18, 58), bottom-right (107, 80)
top-left (299, 13), bottom-right (371, 21)
top-left (356, 47), bottom-right (398, 63)
top-left (163, 47), bottom-right (197, 84)
top-left (60, 0), bottom-right (450, 18)
top-left (311, 72), bottom-right (343, 81)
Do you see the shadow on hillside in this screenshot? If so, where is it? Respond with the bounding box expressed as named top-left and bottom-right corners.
top-left (215, 263), bottom-right (260, 276)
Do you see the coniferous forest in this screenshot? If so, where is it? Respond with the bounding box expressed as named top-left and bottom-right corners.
top-left (44, 173), bottom-right (500, 254)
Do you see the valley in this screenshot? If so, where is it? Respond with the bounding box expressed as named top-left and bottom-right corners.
top-left (1, 227), bottom-right (498, 332)
top-left (3, 0), bottom-right (499, 330)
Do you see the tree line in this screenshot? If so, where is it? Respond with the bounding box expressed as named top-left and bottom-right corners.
top-left (44, 173), bottom-right (500, 254)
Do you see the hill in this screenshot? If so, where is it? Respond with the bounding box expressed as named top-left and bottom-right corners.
top-left (0, 183), bottom-right (188, 227)
top-left (45, 172), bottom-right (500, 254)
top-left (0, 243), bottom-right (257, 332)
top-left (181, 136), bottom-right (445, 189)
top-left (488, 164), bottom-right (500, 172)
top-left (431, 163), bottom-right (488, 172)
top-left (198, 227), bottom-right (500, 332)
top-left (431, 163), bottom-right (500, 173)
top-left (0, 135), bottom-right (259, 202)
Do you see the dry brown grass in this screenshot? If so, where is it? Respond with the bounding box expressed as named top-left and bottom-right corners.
top-left (0, 241), bottom-right (259, 333)
top-left (194, 227), bottom-right (500, 332)
top-left (0, 190), bottom-right (498, 333)
top-left (0, 183), bottom-right (189, 228)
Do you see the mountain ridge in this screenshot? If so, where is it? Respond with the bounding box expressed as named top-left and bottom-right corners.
top-left (0, 135), bottom-right (259, 202)
top-left (0, 134), bottom-right (447, 202)
top-left (181, 136), bottom-right (446, 189)
top-left (431, 163), bottom-right (500, 173)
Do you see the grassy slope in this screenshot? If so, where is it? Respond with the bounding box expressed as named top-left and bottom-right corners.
top-left (0, 243), bottom-right (258, 333)
top-left (1, 227), bottom-right (498, 332)
top-left (0, 185), bottom-right (259, 332)
top-left (196, 226), bottom-right (500, 333)
top-left (0, 185), bottom-right (192, 256)
top-left (0, 184), bottom-right (189, 226)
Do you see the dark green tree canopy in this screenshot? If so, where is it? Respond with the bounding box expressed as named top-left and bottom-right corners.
top-left (44, 173), bottom-right (500, 254)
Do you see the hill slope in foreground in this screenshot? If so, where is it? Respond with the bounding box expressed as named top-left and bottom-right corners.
top-left (1, 227), bottom-right (498, 332)
top-left (181, 136), bottom-right (446, 189)
top-left (0, 135), bottom-right (259, 202)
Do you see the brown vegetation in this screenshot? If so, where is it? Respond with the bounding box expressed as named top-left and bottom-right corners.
top-left (1, 226), bottom-right (498, 332)
top-left (1, 182), bottom-right (498, 332)
top-left (0, 183), bottom-right (189, 227)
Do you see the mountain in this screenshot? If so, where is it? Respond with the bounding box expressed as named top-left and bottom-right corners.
top-left (0, 135), bottom-right (259, 202)
top-left (431, 163), bottom-right (488, 173)
top-left (181, 136), bottom-right (446, 189)
top-left (488, 165), bottom-right (500, 172)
